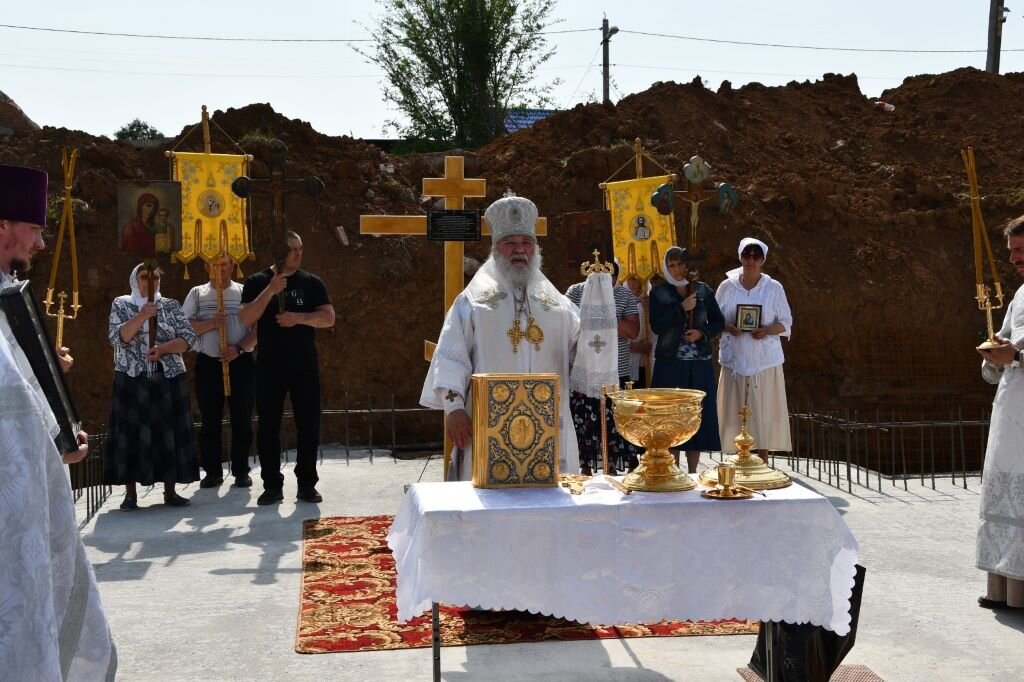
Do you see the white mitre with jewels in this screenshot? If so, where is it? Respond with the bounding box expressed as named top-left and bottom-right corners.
top-left (484, 191), bottom-right (539, 242)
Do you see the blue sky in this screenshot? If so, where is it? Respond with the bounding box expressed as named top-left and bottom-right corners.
top-left (0, 1), bottom-right (1016, 139)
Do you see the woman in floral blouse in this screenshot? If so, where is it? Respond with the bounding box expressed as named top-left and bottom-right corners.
top-left (104, 263), bottom-right (199, 509)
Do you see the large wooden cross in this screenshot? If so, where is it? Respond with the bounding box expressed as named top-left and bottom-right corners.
top-left (360, 155), bottom-right (548, 362)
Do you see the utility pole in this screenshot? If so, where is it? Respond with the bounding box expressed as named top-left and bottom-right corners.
top-left (602, 17), bottom-right (619, 105)
top-left (987, 0), bottom-right (1011, 74)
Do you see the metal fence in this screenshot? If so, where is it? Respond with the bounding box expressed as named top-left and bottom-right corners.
top-left (71, 397), bottom-right (994, 523)
top-left (778, 406), bottom-right (989, 494)
top-left (68, 431), bottom-right (113, 522)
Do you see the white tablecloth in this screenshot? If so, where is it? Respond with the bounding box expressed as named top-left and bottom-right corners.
top-left (387, 480), bottom-right (860, 635)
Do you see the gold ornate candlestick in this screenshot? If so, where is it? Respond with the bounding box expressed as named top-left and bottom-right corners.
top-left (700, 379), bottom-right (791, 490)
top-left (962, 146), bottom-right (1004, 350)
top-left (44, 147), bottom-right (82, 356)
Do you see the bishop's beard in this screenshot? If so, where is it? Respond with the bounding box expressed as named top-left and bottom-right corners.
top-left (491, 244), bottom-right (543, 290)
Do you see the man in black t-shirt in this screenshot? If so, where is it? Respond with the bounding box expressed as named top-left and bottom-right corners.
top-left (240, 231), bottom-right (335, 505)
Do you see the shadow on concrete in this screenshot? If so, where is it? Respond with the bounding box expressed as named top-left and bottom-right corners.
top-left (994, 610), bottom-right (1024, 633)
top-left (443, 637), bottom-right (675, 682)
top-left (86, 482), bottom-right (317, 585)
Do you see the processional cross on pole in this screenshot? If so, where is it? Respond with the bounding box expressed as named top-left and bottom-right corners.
top-left (231, 139), bottom-right (325, 308)
top-left (360, 156), bottom-right (548, 478)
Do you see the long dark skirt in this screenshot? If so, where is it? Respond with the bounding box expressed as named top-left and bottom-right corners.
top-left (570, 389), bottom-right (639, 472)
top-left (651, 357), bottom-right (721, 451)
top-left (103, 370), bottom-right (200, 486)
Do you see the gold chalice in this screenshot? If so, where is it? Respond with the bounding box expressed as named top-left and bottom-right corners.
top-left (716, 462), bottom-right (736, 490)
top-left (606, 388), bottom-right (705, 492)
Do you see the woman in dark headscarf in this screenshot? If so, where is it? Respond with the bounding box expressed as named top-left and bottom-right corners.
top-left (649, 246), bottom-right (725, 473)
top-left (104, 263), bottom-right (199, 509)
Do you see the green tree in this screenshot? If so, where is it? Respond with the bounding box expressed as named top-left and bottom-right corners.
top-left (360, 0), bottom-right (560, 148)
top-left (113, 118), bottom-right (164, 140)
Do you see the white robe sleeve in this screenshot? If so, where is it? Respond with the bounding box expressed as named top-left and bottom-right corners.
top-left (772, 280), bottom-right (794, 339)
top-left (419, 295), bottom-right (475, 413)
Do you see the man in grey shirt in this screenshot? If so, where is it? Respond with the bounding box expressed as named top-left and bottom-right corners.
top-left (183, 254), bottom-right (257, 488)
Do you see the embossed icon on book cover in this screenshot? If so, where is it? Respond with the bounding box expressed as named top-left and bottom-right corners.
top-left (471, 373), bottom-right (560, 488)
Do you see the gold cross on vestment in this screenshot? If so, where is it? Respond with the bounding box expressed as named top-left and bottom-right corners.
top-left (507, 318), bottom-right (525, 353)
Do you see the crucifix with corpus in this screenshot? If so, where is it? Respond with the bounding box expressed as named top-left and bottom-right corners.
top-left (231, 138), bottom-right (325, 310)
top-left (650, 154), bottom-right (738, 329)
top-left (359, 155), bottom-right (548, 476)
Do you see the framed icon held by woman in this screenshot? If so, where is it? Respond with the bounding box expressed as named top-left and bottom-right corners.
top-left (736, 304), bottom-right (762, 332)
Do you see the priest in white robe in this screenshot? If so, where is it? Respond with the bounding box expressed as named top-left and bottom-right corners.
top-left (420, 193), bottom-right (580, 480)
top-left (976, 215), bottom-right (1024, 612)
top-left (0, 163), bottom-right (117, 680)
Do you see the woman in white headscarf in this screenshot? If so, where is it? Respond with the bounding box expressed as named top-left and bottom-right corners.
top-left (715, 238), bottom-right (794, 460)
top-left (104, 263), bottom-right (199, 509)
top-left (649, 246), bottom-right (724, 474)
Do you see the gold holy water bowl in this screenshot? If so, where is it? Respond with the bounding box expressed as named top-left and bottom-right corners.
top-left (606, 388), bottom-right (705, 492)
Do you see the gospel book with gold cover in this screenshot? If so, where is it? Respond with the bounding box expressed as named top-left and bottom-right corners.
top-left (470, 373), bottom-right (560, 488)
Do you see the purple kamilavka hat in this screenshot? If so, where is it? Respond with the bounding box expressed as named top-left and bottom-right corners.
top-left (0, 164), bottom-right (49, 226)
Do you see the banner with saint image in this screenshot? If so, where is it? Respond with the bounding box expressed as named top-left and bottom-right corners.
top-left (602, 175), bottom-right (674, 283)
top-left (169, 152), bottom-right (250, 266)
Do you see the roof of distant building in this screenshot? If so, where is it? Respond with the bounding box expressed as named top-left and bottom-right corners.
top-left (504, 108), bottom-right (558, 133)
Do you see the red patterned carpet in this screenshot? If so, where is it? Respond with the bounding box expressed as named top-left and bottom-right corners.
top-left (296, 515), bottom-right (759, 654)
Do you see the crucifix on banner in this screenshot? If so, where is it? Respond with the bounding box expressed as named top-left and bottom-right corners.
top-left (359, 155), bottom-right (549, 477)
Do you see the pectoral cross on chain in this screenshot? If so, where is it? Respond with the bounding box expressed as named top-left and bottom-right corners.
top-left (508, 318), bottom-right (524, 353)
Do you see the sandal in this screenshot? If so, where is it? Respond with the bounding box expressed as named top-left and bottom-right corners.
top-left (163, 493), bottom-right (191, 507)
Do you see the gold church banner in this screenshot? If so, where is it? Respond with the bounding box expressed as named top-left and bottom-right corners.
top-left (169, 152), bottom-right (251, 266)
top-left (603, 175), bottom-right (674, 283)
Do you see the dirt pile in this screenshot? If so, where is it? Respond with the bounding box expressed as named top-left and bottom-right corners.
top-left (1, 67), bottom-right (1020, 441)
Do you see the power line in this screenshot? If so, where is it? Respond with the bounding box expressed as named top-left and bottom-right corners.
top-left (3, 21), bottom-right (1016, 54)
top-left (0, 23), bottom-right (594, 43)
top-left (613, 63), bottom-right (902, 81)
top-left (618, 29), bottom-right (1024, 53)
top-left (0, 23), bottom-right (371, 42)
top-left (0, 62), bottom-right (381, 79)
top-left (565, 42), bottom-right (603, 106)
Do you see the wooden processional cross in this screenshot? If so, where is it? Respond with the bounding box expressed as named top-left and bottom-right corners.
top-left (359, 156), bottom-right (548, 478)
top-left (231, 139), bottom-right (324, 308)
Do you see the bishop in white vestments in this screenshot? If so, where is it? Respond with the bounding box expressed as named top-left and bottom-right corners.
top-left (977, 215), bottom-right (1024, 612)
top-left (420, 194), bottom-right (581, 480)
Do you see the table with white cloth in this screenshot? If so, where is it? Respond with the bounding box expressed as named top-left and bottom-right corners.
top-left (386, 480), bottom-right (859, 677)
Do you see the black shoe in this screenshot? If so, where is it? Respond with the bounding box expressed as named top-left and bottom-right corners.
top-left (296, 487), bottom-right (322, 503)
top-left (257, 489), bottom-right (284, 506)
top-left (119, 496), bottom-right (138, 511)
top-left (163, 493), bottom-right (191, 507)
top-left (199, 474), bottom-right (224, 489)
top-left (234, 475), bottom-right (253, 488)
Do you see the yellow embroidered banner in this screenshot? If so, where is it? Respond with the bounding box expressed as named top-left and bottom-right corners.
top-left (170, 152), bottom-right (250, 265)
top-left (603, 175), bottom-right (674, 283)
